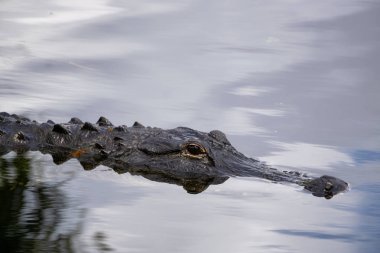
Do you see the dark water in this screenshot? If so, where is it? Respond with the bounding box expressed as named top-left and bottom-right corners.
top-left (1, 1), bottom-right (380, 252)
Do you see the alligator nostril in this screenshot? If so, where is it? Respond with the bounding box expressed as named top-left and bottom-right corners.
top-left (325, 181), bottom-right (333, 191)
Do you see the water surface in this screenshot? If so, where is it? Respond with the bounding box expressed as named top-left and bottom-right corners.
top-left (1, 0), bottom-right (380, 252)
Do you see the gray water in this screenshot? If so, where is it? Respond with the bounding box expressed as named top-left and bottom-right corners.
top-left (1, 0), bottom-right (380, 252)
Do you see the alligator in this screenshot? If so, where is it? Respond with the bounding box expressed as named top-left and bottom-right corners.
top-left (0, 112), bottom-right (349, 198)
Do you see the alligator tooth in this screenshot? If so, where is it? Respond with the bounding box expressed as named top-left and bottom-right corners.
top-left (68, 117), bottom-right (83, 124)
top-left (133, 121), bottom-right (144, 128)
top-left (96, 116), bottom-right (113, 126)
top-left (52, 124), bottom-right (71, 135)
top-left (81, 122), bottom-right (99, 132)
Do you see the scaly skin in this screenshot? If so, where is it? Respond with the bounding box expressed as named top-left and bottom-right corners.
top-left (0, 112), bottom-right (348, 198)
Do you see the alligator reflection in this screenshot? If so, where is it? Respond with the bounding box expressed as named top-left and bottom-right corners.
top-left (52, 150), bottom-right (228, 194)
top-left (0, 153), bottom-right (216, 252)
top-left (0, 155), bottom-right (76, 252)
top-left (119, 165), bottom-right (228, 194)
top-left (0, 154), bottom-right (114, 253)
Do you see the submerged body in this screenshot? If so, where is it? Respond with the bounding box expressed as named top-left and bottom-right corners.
top-left (0, 112), bottom-right (348, 198)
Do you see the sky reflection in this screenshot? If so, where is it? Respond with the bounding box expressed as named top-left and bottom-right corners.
top-left (1, 0), bottom-right (380, 252)
top-left (261, 142), bottom-right (354, 169)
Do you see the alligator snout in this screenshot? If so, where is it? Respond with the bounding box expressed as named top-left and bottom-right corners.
top-left (304, 175), bottom-right (349, 199)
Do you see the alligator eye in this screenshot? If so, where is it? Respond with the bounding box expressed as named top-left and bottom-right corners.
top-left (185, 143), bottom-right (206, 156)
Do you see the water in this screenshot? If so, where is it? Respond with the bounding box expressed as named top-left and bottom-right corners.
top-left (1, 0), bottom-right (380, 252)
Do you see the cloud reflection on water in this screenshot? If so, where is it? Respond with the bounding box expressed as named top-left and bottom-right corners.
top-left (261, 141), bottom-right (354, 169)
top-left (1, 0), bottom-right (380, 252)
